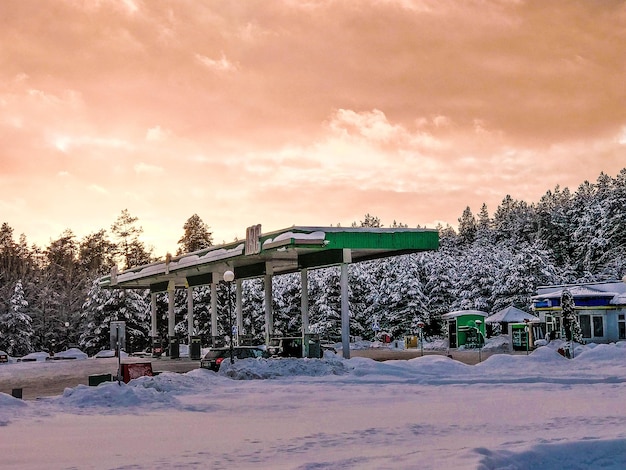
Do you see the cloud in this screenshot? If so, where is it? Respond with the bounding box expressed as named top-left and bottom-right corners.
top-left (88, 184), bottom-right (108, 194)
top-left (1, 0), bottom-right (625, 254)
top-left (195, 53), bottom-right (238, 72)
top-left (145, 125), bottom-right (170, 142)
top-left (133, 163), bottom-right (164, 175)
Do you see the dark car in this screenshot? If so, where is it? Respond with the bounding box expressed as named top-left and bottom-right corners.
top-left (267, 336), bottom-right (334, 358)
top-left (200, 346), bottom-right (268, 371)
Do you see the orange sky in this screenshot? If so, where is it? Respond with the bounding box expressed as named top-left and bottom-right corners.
top-left (1, 0), bottom-right (625, 256)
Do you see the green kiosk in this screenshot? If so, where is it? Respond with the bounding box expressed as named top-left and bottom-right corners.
top-left (442, 310), bottom-right (487, 348)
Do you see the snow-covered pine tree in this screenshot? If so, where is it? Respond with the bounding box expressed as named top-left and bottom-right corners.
top-left (458, 206), bottom-right (477, 245)
top-left (79, 280), bottom-right (151, 355)
top-left (0, 280), bottom-right (34, 356)
top-left (560, 288), bottom-right (582, 343)
top-left (272, 273), bottom-right (302, 335)
top-left (308, 267), bottom-right (342, 341)
top-left (241, 279), bottom-right (265, 344)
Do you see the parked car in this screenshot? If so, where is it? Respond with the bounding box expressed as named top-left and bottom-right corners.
top-left (48, 348), bottom-right (88, 360)
top-left (17, 351), bottom-right (51, 362)
top-left (93, 349), bottom-right (129, 359)
top-left (267, 336), bottom-right (333, 358)
top-left (200, 346), bottom-right (268, 371)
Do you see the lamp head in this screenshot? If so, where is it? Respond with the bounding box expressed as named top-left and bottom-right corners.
top-left (223, 270), bottom-right (235, 282)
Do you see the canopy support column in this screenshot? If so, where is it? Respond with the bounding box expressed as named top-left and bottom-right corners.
top-left (341, 249), bottom-right (351, 359)
top-left (211, 279), bottom-right (218, 346)
top-left (167, 282), bottom-right (175, 339)
top-left (187, 285), bottom-right (194, 342)
top-left (265, 263), bottom-right (274, 345)
top-left (236, 278), bottom-right (243, 345)
top-left (150, 292), bottom-right (157, 338)
top-left (301, 268), bottom-right (309, 357)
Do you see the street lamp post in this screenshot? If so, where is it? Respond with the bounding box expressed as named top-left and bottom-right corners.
top-left (64, 321), bottom-right (70, 350)
top-left (475, 319), bottom-right (483, 363)
top-left (223, 270), bottom-right (235, 364)
top-left (524, 319), bottom-right (530, 356)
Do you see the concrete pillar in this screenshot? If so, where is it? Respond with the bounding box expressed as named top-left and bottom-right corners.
top-left (264, 263), bottom-right (274, 344)
top-left (301, 268), bottom-right (309, 358)
top-left (167, 286), bottom-right (175, 339)
top-left (236, 278), bottom-right (243, 345)
top-left (211, 280), bottom-right (218, 345)
top-left (341, 249), bottom-right (351, 359)
top-left (187, 286), bottom-right (194, 341)
top-left (301, 268), bottom-right (309, 334)
top-left (150, 292), bottom-right (158, 338)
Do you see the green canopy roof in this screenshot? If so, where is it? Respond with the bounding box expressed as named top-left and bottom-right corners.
top-left (99, 226), bottom-right (439, 291)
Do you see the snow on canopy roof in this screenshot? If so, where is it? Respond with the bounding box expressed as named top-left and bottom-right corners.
top-left (441, 310), bottom-right (487, 320)
top-left (486, 306), bottom-right (538, 324)
top-left (99, 225), bottom-right (439, 289)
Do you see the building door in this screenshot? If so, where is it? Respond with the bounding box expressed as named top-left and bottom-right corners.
top-left (449, 320), bottom-right (457, 348)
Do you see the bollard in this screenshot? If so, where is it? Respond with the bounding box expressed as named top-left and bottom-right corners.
top-left (11, 388), bottom-right (23, 399)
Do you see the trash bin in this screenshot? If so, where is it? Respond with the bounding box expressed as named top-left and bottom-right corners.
top-left (88, 373), bottom-right (112, 386)
top-left (169, 337), bottom-right (180, 359)
top-left (152, 337), bottom-right (163, 358)
top-left (121, 362), bottom-right (153, 383)
top-left (190, 336), bottom-right (201, 360)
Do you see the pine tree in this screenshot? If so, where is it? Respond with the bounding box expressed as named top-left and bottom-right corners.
top-left (272, 273), bottom-right (302, 335)
top-left (79, 229), bottom-right (117, 276)
top-left (308, 267), bottom-right (342, 341)
top-left (560, 289), bottom-right (582, 343)
top-left (111, 209), bottom-right (153, 269)
top-left (357, 213), bottom-right (382, 228)
top-left (177, 214), bottom-right (214, 255)
top-left (458, 206), bottom-right (477, 244)
top-left (241, 279), bottom-right (266, 343)
top-left (79, 280), bottom-right (150, 355)
top-left (0, 280), bottom-right (34, 356)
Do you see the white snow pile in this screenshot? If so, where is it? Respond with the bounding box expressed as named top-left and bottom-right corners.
top-left (0, 392), bottom-right (28, 426)
top-left (1, 342), bottom-right (625, 469)
top-left (54, 381), bottom-right (180, 412)
top-left (218, 356), bottom-right (349, 379)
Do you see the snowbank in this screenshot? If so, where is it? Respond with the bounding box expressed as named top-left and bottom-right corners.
top-left (1, 343), bottom-right (625, 469)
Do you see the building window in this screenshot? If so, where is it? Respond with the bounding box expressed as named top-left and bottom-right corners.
top-left (579, 314), bottom-right (604, 339)
top-left (619, 314), bottom-right (625, 340)
top-left (593, 316), bottom-right (604, 337)
top-left (579, 315), bottom-right (591, 338)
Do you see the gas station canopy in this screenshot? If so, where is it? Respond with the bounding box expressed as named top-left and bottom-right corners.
top-left (99, 225), bottom-right (439, 291)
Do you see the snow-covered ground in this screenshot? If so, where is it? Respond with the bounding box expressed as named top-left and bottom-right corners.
top-left (1, 342), bottom-right (625, 469)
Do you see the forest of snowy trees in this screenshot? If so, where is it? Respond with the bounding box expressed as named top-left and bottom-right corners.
top-left (1, 169), bottom-right (626, 357)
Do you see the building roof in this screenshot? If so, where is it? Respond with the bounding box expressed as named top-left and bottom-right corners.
top-left (532, 285), bottom-right (616, 300)
top-left (441, 310), bottom-right (488, 320)
top-left (532, 281), bottom-right (626, 307)
top-left (99, 225), bottom-right (439, 291)
top-left (485, 306), bottom-right (538, 324)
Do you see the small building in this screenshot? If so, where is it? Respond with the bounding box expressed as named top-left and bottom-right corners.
top-left (485, 306), bottom-right (543, 345)
top-left (532, 280), bottom-right (626, 344)
top-left (441, 310), bottom-right (487, 348)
